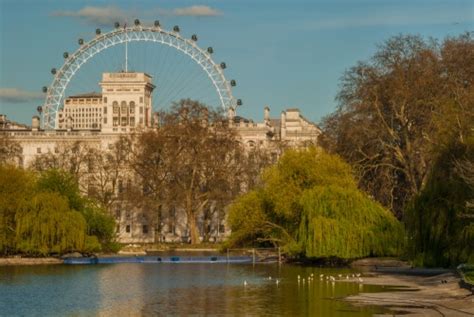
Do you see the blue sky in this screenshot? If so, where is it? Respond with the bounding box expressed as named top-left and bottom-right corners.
top-left (0, 0), bottom-right (473, 125)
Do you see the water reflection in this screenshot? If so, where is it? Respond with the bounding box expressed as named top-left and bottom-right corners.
top-left (0, 263), bottom-right (390, 316)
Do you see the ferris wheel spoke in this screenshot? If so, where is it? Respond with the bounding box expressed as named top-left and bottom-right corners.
top-left (42, 26), bottom-right (236, 129)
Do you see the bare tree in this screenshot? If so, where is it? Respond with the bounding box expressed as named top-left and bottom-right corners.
top-left (321, 33), bottom-right (474, 217)
top-left (132, 100), bottom-right (244, 244)
top-left (0, 133), bottom-right (22, 165)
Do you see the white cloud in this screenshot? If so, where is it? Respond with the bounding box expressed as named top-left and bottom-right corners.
top-left (51, 6), bottom-right (129, 26)
top-left (0, 88), bottom-right (44, 104)
top-left (172, 5), bottom-right (222, 17)
top-left (51, 5), bottom-right (222, 26)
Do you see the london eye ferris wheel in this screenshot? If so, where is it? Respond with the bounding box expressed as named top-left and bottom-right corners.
top-left (40, 19), bottom-right (241, 130)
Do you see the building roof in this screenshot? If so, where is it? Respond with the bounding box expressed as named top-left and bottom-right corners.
top-left (67, 92), bottom-right (102, 99)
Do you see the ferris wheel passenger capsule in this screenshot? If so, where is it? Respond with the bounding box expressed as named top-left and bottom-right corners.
top-left (173, 25), bottom-right (180, 33)
top-left (207, 47), bottom-right (214, 54)
top-left (42, 86), bottom-right (47, 93)
top-left (78, 38), bottom-right (84, 45)
top-left (63, 52), bottom-right (69, 59)
top-left (191, 34), bottom-right (198, 41)
top-left (51, 68), bottom-right (57, 75)
top-left (114, 22), bottom-right (120, 28)
top-left (237, 99), bottom-right (243, 106)
top-left (134, 19), bottom-right (140, 26)
top-left (230, 80), bottom-right (236, 87)
top-left (96, 28), bottom-right (101, 35)
top-left (220, 62), bottom-right (226, 69)
top-left (154, 20), bottom-right (160, 27)
top-left (37, 106), bottom-right (43, 113)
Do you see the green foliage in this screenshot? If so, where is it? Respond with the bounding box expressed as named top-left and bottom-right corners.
top-left (298, 185), bottom-right (404, 259)
top-left (227, 147), bottom-right (404, 260)
top-left (15, 192), bottom-right (86, 255)
top-left (405, 138), bottom-right (474, 267)
top-left (0, 165), bottom-right (118, 255)
top-left (0, 165), bottom-right (35, 254)
top-left (36, 169), bottom-right (84, 211)
top-left (81, 201), bottom-right (116, 249)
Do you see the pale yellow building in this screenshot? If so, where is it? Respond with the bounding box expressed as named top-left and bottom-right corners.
top-left (1, 71), bottom-right (321, 243)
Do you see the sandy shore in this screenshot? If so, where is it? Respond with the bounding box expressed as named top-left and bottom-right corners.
top-left (345, 270), bottom-right (474, 316)
top-left (0, 257), bottom-right (63, 265)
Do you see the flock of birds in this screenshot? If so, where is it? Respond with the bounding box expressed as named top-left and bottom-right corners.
top-left (243, 273), bottom-right (364, 287)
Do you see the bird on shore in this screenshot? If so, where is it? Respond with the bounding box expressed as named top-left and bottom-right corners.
top-left (244, 280), bottom-right (248, 286)
top-left (268, 276), bottom-right (272, 280)
top-left (358, 277), bottom-right (363, 283)
top-left (356, 273), bottom-right (361, 277)
top-left (346, 275), bottom-right (349, 279)
top-left (320, 274), bottom-right (324, 278)
top-left (276, 279), bottom-right (280, 286)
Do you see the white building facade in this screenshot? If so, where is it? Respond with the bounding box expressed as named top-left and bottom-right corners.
top-left (1, 72), bottom-right (320, 243)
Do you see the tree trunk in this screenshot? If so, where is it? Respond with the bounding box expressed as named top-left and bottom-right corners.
top-left (188, 212), bottom-right (200, 244)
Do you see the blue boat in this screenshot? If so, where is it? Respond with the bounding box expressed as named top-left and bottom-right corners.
top-left (63, 255), bottom-right (253, 265)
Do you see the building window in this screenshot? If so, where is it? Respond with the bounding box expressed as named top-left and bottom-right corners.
top-left (115, 209), bottom-right (121, 218)
top-left (113, 101), bottom-right (119, 114)
top-left (113, 117), bottom-right (119, 126)
top-left (129, 117), bottom-right (135, 126)
top-left (121, 117), bottom-right (128, 126)
top-left (140, 97), bottom-right (143, 103)
top-left (103, 97), bottom-right (107, 103)
top-left (121, 101), bottom-right (127, 114)
top-left (139, 107), bottom-right (143, 114)
top-left (143, 225), bottom-right (148, 234)
top-left (126, 225), bottom-right (130, 233)
top-left (104, 117), bottom-right (108, 124)
top-left (54, 147), bottom-right (59, 154)
top-left (130, 101), bottom-right (135, 114)
top-left (36, 147), bottom-right (41, 154)
top-left (104, 107), bottom-right (107, 114)
top-left (118, 180), bottom-right (123, 193)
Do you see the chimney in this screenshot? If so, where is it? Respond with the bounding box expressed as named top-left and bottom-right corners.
top-left (264, 106), bottom-right (270, 123)
top-left (228, 107), bottom-right (236, 126)
top-left (280, 111), bottom-right (286, 139)
top-left (32, 116), bottom-right (40, 131)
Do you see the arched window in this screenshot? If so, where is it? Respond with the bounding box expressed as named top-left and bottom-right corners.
top-left (129, 101), bottom-right (135, 114)
top-left (113, 101), bottom-right (119, 114)
top-left (121, 101), bottom-right (127, 114)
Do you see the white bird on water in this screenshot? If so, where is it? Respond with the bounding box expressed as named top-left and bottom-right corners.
top-left (244, 280), bottom-right (248, 286)
top-left (268, 276), bottom-right (272, 280)
top-left (320, 274), bottom-right (324, 278)
top-left (276, 279), bottom-right (280, 286)
top-left (358, 277), bottom-right (364, 283)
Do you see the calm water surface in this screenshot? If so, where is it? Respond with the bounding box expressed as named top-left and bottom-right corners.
top-left (0, 263), bottom-right (392, 316)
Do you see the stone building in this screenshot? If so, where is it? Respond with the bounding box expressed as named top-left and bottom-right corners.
top-left (0, 71), bottom-right (320, 243)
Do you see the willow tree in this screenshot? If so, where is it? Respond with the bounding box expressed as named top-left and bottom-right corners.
top-left (15, 192), bottom-right (87, 255)
top-left (0, 165), bottom-right (35, 254)
top-left (405, 137), bottom-right (474, 267)
top-left (227, 147), bottom-right (404, 259)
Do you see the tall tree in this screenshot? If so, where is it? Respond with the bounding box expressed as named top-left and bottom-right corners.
top-left (321, 33), bottom-right (474, 217)
top-left (132, 100), bottom-right (243, 244)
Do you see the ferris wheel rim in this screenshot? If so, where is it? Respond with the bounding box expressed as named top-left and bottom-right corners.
top-left (42, 25), bottom-right (237, 130)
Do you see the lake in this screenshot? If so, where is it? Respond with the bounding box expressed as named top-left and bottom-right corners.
top-left (0, 262), bottom-right (393, 316)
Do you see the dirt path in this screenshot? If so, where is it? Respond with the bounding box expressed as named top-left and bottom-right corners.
top-left (345, 271), bottom-right (474, 316)
top-left (0, 257), bottom-right (63, 265)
